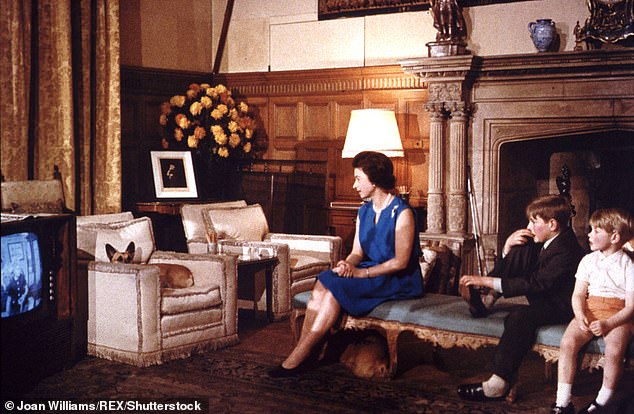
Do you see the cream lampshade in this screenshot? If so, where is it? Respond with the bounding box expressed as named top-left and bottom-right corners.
top-left (341, 109), bottom-right (404, 158)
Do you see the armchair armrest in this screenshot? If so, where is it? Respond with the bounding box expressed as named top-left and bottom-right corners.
top-left (265, 233), bottom-right (342, 266)
top-left (186, 237), bottom-right (211, 254)
top-left (87, 262), bottom-right (162, 362)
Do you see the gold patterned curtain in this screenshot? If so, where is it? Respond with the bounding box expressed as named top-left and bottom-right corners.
top-left (0, 0), bottom-right (120, 215)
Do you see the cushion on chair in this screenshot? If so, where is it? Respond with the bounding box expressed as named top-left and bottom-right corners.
top-left (180, 200), bottom-right (247, 242)
top-left (420, 248), bottom-right (438, 288)
top-left (160, 283), bottom-right (222, 315)
top-left (290, 253), bottom-right (330, 271)
top-left (202, 204), bottom-right (269, 241)
top-left (77, 217), bottom-right (155, 263)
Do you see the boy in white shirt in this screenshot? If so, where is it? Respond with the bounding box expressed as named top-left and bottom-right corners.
top-left (551, 208), bottom-right (634, 414)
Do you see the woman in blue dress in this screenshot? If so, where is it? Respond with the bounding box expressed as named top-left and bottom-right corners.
top-left (269, 151), bottom-right (424, 378)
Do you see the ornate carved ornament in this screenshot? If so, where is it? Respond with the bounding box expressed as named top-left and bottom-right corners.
top-left (400, 55), bottom-right (477, 81)
top-left (583, 0), bottom-right (634, 44)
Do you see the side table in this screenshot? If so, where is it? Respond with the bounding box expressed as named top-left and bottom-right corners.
top-left (231, 253), bottom-right (279, 322)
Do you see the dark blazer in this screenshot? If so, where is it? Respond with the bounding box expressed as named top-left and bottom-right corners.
top-left (495, 227), bottom-right (584, 314)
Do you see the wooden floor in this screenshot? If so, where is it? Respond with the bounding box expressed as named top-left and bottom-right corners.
top-left (240, 310), bottom-right (633, 413)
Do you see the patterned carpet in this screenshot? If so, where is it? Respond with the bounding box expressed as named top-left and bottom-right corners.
top-left (15, 316), bottom-right (634, 414)
top-left (23, 346), bottom-right (547, 414)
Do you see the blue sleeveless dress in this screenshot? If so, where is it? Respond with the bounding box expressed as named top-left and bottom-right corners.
top-left (317, 196), bottom-right (423, 316)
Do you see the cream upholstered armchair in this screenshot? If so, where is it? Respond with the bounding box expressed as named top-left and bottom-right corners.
top-left (180, 201), bottom-right (342, 321)
top-left (76, 213), bottom-right (238, 367)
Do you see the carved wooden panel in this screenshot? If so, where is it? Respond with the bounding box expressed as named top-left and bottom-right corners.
top-left (303, 101), bottom-right (332, 141)
top-left (271, 100), bottom-right (299, 151)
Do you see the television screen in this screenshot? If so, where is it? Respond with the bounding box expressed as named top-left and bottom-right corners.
top-left (1, 232), bottom-right (43, 318)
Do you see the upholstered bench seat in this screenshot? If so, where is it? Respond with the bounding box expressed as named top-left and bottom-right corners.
top-left (292, 291), bottom-right (632, 376)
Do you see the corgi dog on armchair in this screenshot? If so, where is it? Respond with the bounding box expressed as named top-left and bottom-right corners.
top-left (105, 242), bottom-right (193, 289)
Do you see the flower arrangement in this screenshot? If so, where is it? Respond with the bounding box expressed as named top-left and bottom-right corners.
top-left (159, 83), bottom-right (257, 161)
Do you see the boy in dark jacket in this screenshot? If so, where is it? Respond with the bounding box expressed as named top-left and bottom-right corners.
top-left (457, 194), bottom-right (585, 401)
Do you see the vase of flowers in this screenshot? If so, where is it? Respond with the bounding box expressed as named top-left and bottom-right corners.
top-left (159, 83), bottom-right (257, 199)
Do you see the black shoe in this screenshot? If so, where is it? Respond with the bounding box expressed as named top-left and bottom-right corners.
top-left (578, 400), bottom-right (604, 414)
top-left (467, 287), bottom-right (489, 318)
top-left (457, 382), bottom-right (507, 402)
top-left (267, 363), bottom-right (309, 378)
top-left (267, 353), bottom-right (319, 378)
top-left (550, 402), bottom-right (575, 414)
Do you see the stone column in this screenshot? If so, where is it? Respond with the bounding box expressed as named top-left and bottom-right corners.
top-left (447, 102), bottom-right (469, 234)
top-left (425, 103), bottom-right (446, 233)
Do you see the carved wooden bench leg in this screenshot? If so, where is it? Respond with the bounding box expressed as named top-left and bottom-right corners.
top-left (506, 383), bottom-right (518, 403)
top-left (544, 360), bottom-right (556, 382)
top-left (385, 328), bottom-right (400, 378)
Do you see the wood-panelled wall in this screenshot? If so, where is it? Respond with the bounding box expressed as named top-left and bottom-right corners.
top-left (121, 65), bottom-right (430, 211)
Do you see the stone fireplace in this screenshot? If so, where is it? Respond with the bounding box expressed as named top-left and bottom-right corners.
top-left (402, 50), bottom-right (634, 273)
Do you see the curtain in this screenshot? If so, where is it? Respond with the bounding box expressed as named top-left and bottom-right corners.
top-left (0, 0), bottom-right (120, 215)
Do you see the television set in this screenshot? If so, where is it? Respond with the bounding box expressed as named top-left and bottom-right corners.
top-left (1, 231), bottom-right (44, 319)
top-left (1, 213), bottom-right (84, 396)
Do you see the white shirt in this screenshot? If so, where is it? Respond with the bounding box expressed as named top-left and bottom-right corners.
top-left (575, 249), bottom-right (634, 300)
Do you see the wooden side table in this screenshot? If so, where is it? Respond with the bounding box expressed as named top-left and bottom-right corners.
top-left (233, 254), bottom-right (279, 322)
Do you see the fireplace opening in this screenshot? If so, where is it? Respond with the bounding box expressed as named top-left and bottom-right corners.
top-left (498, 130), bottom-right (634, 251)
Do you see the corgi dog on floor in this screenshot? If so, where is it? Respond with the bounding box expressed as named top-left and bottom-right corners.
top-left (105, 242), bottom-right (194, 289)
top-left (339, 332), bottom-right (389, 379)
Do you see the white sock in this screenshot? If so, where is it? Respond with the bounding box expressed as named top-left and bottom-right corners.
top-left (555, 382), bottom-right (573, 407)
top-left (595, 386), bottom-right (613, 406)
top-left (482, 374), bottom-right (508, 397)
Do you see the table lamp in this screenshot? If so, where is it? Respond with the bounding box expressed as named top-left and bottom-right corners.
top-left (341, 109), bottom-right (404, 158)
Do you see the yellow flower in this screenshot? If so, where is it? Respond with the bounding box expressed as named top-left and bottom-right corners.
top-left (216, 84), bottom-right (227, 94)
top-left (218, 146), bottom-right (229, 158)
top-left (175, 114), bottom-right (190, 129)
top-left (194, 126), bottom-right (206, 140)
top-left (211, 109), bottom-right (223, 120)
top-left (200, 83), bottom-right (211, 89)
top-left (239, 102), bottom-right (249, 113)
top-left (187, 135), bottom-right (198, 148)
top-left (217, 104), bottom-right (228, 115)
top-left (200, 96), bottom-right (212, 109)
top-left (229, 133), bottom-right (241, 148)
top-left (170, 95), bottom-right (186, 107)
top-left (207, 87), bottom-right (218, 98)
top-left (211, 125), bottom-right (223, 135)
top-left (229, 108), bottom-right (238, 120)
top-left (190, 101), bottom-right (202, 116)
top-left (228, 120), bottom-right (238, 133)
top-left (174, 128), bottom-right (184, 142)
top-left (213, 131), bottom-right (228, 145)
top-left (161, 102), bottom-right (172, 115)
top-left (245, 128), bottom-right (253, 139)
top-left (244, 142), bottom-right (252, 153)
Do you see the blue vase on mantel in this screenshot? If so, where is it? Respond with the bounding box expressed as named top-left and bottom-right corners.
top-left (528, 19), bottom-right (556, 52)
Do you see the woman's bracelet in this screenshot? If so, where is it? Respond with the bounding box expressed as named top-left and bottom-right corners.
top-left (366, 268), bottom-right (370, 278)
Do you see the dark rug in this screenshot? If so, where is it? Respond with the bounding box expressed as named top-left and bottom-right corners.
top-left (20, 347), bottom-right (548, 414)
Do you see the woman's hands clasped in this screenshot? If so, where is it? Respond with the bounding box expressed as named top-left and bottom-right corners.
top-left (333, 260), bottom-right (355, 278)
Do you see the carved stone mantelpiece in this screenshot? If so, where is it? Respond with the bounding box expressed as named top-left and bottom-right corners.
top-left (401, 50), bottom-right (634, 273)
top-left (402, 55), bottom-right (475, 235)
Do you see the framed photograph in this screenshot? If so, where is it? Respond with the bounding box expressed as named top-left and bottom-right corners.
top-left (150, 151), bottom-right (198, 198)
